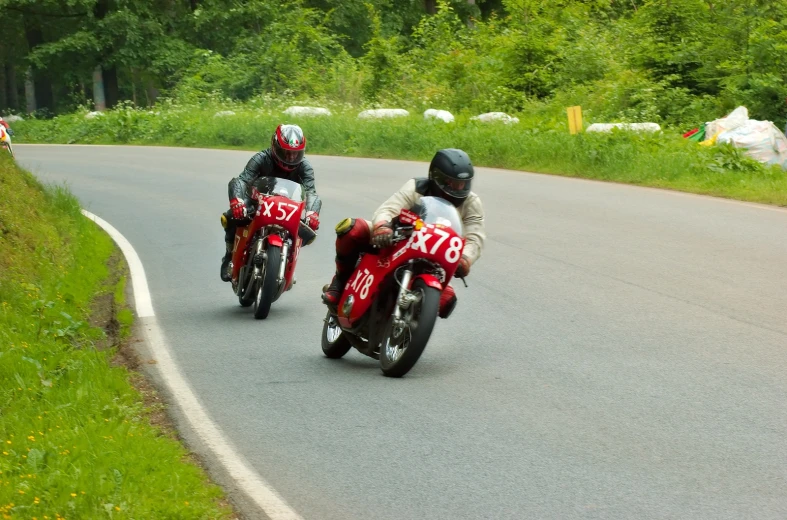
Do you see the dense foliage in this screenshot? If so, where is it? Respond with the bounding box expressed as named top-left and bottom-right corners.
top-left (2, 0), bottom-right (787, 127)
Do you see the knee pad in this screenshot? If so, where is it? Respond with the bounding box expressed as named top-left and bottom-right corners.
top-left (220, 213), bottom-right (228, 229)
top-left (336, 218), bottom-right (370, 256)
top-left (335, 217), bottom-right (355, 236)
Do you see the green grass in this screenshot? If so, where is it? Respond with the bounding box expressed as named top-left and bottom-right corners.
top-left (113, 276), bottom-right (133, 340)
top-left (12, 101), bottom-right (787, 207)
top-left (0, 154), bottom-right (232, 519)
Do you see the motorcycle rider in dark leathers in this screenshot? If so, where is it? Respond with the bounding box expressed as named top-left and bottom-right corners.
top-left (321, 148), bottom-right (485, 318)
top-left (220, 124), bottom-right (322, 281)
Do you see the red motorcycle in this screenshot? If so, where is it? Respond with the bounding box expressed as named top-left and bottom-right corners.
top-left (229, 177), bottom-right (316, 319)
top-left (321, 196), bottom-right (466, 377)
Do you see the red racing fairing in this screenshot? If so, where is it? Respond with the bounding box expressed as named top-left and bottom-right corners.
top-left (337, 207), bottom-right (465, 329)
top-left (231, 190), bottom-right (304, 291)
top-left (228, 177), bottom-right (315, 319)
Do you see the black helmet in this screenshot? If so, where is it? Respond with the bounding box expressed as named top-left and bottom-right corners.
top-left (428, 148), bottom-right (474, 206)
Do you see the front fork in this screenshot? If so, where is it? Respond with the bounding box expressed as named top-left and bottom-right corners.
top-left (254, 236), bottom-right (288, 297)
top-left (391, 264), bottom-right (421, 338)
top-left (278, 242), bottom-right (289, 284)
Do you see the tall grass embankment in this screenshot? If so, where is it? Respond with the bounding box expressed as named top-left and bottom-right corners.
top-left (14, 102), bottom-right (787, 207)
top-left (0, 153), bottom-right (233, 518)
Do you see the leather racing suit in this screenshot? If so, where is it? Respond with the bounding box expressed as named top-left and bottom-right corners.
top-left (222, 148), bottom-right (322, 243)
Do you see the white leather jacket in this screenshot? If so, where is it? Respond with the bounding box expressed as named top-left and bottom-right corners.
top-left (372, 178), bottom-right (485, 264)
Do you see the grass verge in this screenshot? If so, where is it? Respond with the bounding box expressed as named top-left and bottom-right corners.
top-left (12, 101), bottom-right (787, 207)
top-left (0, 153), bottom-right (234, 519)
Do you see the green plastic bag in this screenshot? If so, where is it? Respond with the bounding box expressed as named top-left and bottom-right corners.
top-left (688, 123), bottom-right (706, 142)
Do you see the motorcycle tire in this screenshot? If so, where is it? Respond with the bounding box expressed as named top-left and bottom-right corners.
top-left (238, 268), bottom-right (254, 308)
top-left (379, 278), bottom-right (440, 378)
top-left (321, 310), bottom-right (352, 359)
top-left (253, 244), bottom-right (280, 320)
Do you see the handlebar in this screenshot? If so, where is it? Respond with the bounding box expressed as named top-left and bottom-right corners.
top-left (392, 225), bottom-right (413, 243)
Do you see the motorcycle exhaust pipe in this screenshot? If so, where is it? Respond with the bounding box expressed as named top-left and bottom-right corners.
top-left (244, 239), bottom-right (264, 297)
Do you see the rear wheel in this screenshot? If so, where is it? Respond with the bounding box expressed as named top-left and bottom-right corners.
top-left (253, 245), bottom-right (281, 319)
top-left (321, 311), bottom-right (352, 358)
top-left (379, 279), bottom-right (440, 378)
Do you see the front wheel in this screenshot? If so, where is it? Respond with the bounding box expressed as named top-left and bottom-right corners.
top-left (321, 311), bottom-right (352, 358)
top-left (253, 245), bottom-right (281, 319)
top-left (379, 279), bottom-right (440, 378)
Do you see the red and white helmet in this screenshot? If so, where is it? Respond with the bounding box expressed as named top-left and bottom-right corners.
top-left (271, 124), bottom-right (306, 172)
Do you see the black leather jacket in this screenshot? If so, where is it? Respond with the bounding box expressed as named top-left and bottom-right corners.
top-left (228, 149), bottom-right (322, 213)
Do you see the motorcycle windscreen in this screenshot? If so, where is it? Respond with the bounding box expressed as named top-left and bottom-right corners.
top-left (411, 196), bottom-right (463, 234)
top-left (252, 176), bottom-right (304, 201)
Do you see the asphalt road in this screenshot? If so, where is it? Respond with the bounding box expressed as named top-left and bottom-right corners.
top-left (16, 145), bottom-right (787, 520)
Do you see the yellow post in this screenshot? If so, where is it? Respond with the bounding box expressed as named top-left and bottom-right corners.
top-left (567, 106), bottom-right (583, 135)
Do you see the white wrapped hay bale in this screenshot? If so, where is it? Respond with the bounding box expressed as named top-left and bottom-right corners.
top-left (358, 109), bottom-right (410, 120)
top-left (213, 110), bottom-right (236, 117)
top-left (586, 122), bottom-right (661, 133)
top-left (85, 111), bottom-right (104, 119)
top-left (705, 106), bottom-right (748, 139)
top-left (2, 115), bottom-right (24, 123)
top-left (717, 120), bottom-right (787, 170)
top-left (424, 109), bottom-right (455, 123)
top-left (471, 112), bottom-right (519, 124)
top-left (283, 106), bottom-right (332, 117)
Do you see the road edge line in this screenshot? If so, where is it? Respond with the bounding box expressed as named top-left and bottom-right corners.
top-left (81, 209), bottom-right (304, 520)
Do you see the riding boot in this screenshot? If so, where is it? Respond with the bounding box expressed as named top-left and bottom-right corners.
top-left (220, 241), bottom-right (233, 282)
top-left (321, 254), bottom-right (356, 306)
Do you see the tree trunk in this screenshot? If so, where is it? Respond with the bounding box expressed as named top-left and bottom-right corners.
top-left (425, 0), bottom-right (436, 14)
top-left (33, 71), bottom-right (54, 113)
top-left (103, 66), bottom-right (119, 108)
top-left (93, 0), bottom-right (119, 109)
top-left (146, 80), bottom-right (159, 106)
top-left (6, 64), bottom-right (18, 111)
top-left (189, 0), bottom-right (198, 11)
top-left (25, 68), bottom-right (36, 114)
top-left (93, 66), bottom-right (106, 111)
top-left (467, 0), bottom-right (476, 27)
top-left (24, 21), bottom-right (55, 113)
top-left (131, 77), bottom-right (137, 106)
top-left (0, 64), bottom-right (6, 111)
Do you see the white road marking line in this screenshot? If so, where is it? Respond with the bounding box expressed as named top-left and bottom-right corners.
top-left (81, 209), bottom-right (304, 520)
top-left (82, 210), bottom-right (154, 318)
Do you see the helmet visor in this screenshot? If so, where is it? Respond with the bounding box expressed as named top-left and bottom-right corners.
top-left (273, 140), bottom-right (305, 166)
top-left (432, 170), bottom-right (471, 199)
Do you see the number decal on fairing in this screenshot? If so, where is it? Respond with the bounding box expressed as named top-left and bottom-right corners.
top-left (430, 228), bottom-right (450, 254)
top-left (277, 202), bottom-right (300, 221)
top-left (445, 237), bottom-right (463, 263)
top-left (350, 269), bottom-right (375, 300)
top-left (260, 200), bottom-right (275, 217)
top-left (408, 227), bottom-right (463, 264)
top-left (260, 200), bottom-right (300, 221)
top-left (411, 229), bottom-right (431, 253)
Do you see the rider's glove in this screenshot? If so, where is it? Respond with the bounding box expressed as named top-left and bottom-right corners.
top-left (230, 198), bottom-right (246, 219)
top-left (454, 256), bottom-right (471, 278)
top-left (6, 128), bottom-right (13, 137)
top-left (371, 221), bottom-right (394, 248)
top-left (305, 211), bottom-right (320, 231)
